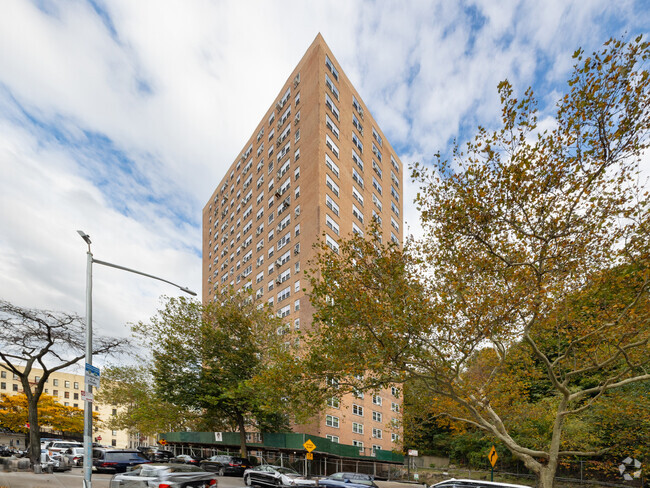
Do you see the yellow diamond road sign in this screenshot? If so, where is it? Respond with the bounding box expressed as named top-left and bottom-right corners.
top-left (306, 453), bottom-right (314, 460)
top-left (303, 439), bottom-right (316, 452)
top-left (488, 446), bottom-right (498, 467)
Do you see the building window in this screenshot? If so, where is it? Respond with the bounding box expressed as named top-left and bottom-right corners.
top-left (352, 422), bottom-right (364, 434)
top-left (64, 391), bottom-right (70, 399)
top-left (74, 393), bottom-right (79, 400)
top-left (65, 381), bottom-right (70, 388)
top-left (325, 154), bottom-right (339, 178)
top-left (112, 430), bottom-right (117, 436)
top-left (74, 382), bottom-right (79, 389)
top-left (325, 234), bottom-right (339, 253)
top-left (53, 379), bottom-right (59, 386)
top-left (0, 382), bottom-right (5, 390)
top-left (327, 397), bottom-right (340, 409)
top-left (372, 428), bottom-right (383, 439)
top-left (12, 384), bottom-right (19, 392)
top-left (326, 175), bottom-right (339, 197)
top-left (372, 395), bottom-right (382, 406)
top-left (112, 408), bottom-right (117, 416)
top-left (326, 435), bottom-right (340, 443)
top-left (0, 371), bottom-right (5, 378)
top-left (326, 214), bottom-right (339, 235)
top-left (352, 404), bottom-right (364, 416)
top-left (353, 440), bottom-right (364, 449)
top-left (326, 195), bottom-right (339, 216)
top-left (372, 411), bottom-right (383, 422)
top-left (326, 415), bottom-right (339, 428)
top-left (325, 55), bottom-right (339, 81)
top-left (111, 440), bottom-right (117, 447)
top-left (391, 433), bottom-right (399, 442)
top-left (52, 389), bottom-right (58, 396)
top-left (391, 402), bottom-right (400, 412)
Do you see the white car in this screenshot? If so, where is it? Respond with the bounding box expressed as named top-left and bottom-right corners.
top-left (244, 465), bottom-right (315, 487)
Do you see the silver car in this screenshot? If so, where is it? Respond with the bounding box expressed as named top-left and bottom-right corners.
top-left (109, 463), bottom-right (218, 488)
top-left (243, 465), bottom-right (315, 487)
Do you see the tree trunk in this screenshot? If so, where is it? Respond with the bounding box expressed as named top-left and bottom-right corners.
top-left (538, 465), bottom-right (557, 488)
top-left (236, 412), bottom-right (248, 458)
top-left (28, 400), bottom-right (40, 467)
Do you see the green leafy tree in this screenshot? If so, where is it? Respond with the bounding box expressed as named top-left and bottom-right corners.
top-left (95, 365), bottom-right (199, 437)
top-left (306, 37), bottom-right (650, 488)
top-left (133, 291), bottom-right (290, 456)
top-left (0, 300), bottom-right (127, 465)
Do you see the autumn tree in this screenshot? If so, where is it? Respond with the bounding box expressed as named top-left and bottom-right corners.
top-left (132, 291), bottom-right (290, 457)
top-left (0, 393), bottom-right (98, 436)
top-left (306, 37), bottom-right (650, 488)
top-left (0, 300), bottom-right (128, 465)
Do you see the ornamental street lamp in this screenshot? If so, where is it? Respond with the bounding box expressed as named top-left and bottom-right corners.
top-left (77, 230), bottom-right (196, 488)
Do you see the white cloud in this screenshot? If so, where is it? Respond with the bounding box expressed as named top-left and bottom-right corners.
top-left (0, 0), bottom-right (646, 354)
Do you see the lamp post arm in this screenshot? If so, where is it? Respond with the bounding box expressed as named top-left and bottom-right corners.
top-left (92, 258), bottom-right (197, 296)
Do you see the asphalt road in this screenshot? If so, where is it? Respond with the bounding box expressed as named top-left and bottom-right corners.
top-left (0, 468), bottom-right (248, 488)
top-left (0, 468), bottom-right (421, 488)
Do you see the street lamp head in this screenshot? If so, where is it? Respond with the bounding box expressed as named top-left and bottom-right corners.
top-left (77, 230), bottom-right (92, 245)
top-left (180, 286), bottom-right (198, 296)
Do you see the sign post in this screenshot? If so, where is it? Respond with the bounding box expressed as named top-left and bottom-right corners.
top-left (488, 446), bottom-right (498, 481)
top-left (303, 439), bottom-right (316, 478)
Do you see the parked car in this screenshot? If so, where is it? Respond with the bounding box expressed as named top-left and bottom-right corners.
top-left (63, 446), bottom-right (85, 466)
top-left (92, 448), bottom-right (152, 473)
top-left (200, 455), bottom-right (252, 476)
top-left (318, 472), bottom-right (378, 488)
top-left (40, 450), bottom-right (72, 472)
top-left (243, 465), bottom-right (315, 487)
top-left (171, 454), bottom-right (201, 465)
top-left (109, 463), bottom-right (217, 488)
top-left (141, 449), bottom-right (174, 462)
top-left (432, 480), bottom-right (531, 488)
top-left (46, 440), bottom-right (82, 456)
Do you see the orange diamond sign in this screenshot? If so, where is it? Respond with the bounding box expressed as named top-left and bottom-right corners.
top-left (488, 446), bottom-right (498, 467)
top-left (303, 439), bottom-right (316, 452)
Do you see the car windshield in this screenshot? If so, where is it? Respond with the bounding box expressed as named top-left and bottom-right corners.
top-left (276, 467), bottom-right (299, 475)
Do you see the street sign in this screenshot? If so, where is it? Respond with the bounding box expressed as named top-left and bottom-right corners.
top-left (96, 436), bottom-right (102, 441)
top-left (85, 363), bottom-right (100, 388)
top-left (159, 439), bottom-right (168, 446)
top-left (303, 439), bottom-right (316, 452)
top-left (306, 453), bottom-right (313, 460)
top-left (214, 432), bottom-right (223, 442)
top-left (81, 390), bottom-right (94, 402)
top-left (408, 449), bottom-right (418, 456)
top-left (488, 446), bottom-right (498, 467)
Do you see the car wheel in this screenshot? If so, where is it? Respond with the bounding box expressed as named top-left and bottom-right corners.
top-left (218, 467), bottom-right (226, 476)
top-left (245, 475), bottom-right (252, 486)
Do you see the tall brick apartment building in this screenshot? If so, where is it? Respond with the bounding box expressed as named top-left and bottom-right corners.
top-left (202, 34), bottom-right (403, 454)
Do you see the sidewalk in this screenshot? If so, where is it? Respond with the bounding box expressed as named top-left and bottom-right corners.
top-left (0, 470), bottom-right (111, 488)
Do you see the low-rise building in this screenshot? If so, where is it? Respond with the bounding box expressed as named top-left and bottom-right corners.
top-left (0, 365), bottom-right (154, 448)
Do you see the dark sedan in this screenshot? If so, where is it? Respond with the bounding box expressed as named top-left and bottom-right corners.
top-left (93, 449), bottom-right (152, 473)
top-left (200, 455), bottom-right (252, 476)
top-left (318, 472), bottom-right (378, 488)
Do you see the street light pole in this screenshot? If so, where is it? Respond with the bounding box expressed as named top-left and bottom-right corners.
top-left (77, 230), bottom-right (196, 488)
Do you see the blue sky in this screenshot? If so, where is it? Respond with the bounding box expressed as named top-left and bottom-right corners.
top-left (0, 0), bottom-right (648, 362)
